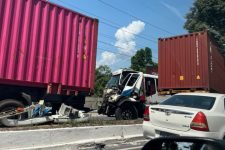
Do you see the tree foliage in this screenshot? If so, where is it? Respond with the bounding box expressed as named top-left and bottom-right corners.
top-left (131, 47), bottom-right (156, 73)
top-left (94, 65), bottom-right (111, 97)
top-left (184, 0), bottom-right (225, 53)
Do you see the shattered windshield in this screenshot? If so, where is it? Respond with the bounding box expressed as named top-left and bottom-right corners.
top-left (106, 75), bottom-right (120, 88)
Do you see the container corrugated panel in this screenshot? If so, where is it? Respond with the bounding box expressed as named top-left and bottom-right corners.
top-left (158, 31), bottom-right (225, 93)
top-left (0, 0), bottom-right (98, 92)
top-left (208, 39), bottom-right (225, 93)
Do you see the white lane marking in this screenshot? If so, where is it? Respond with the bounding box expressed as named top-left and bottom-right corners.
top-left (117, 146), bottom-right (143, 150)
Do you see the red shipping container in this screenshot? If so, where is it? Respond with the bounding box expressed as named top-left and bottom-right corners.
top-left (158, 31), bottom-right (225, 93)
top-left (0, 0), bottom-right (98, 93)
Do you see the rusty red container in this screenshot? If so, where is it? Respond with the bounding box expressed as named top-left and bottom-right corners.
top-left (0, 0), bottom-right (98, 93)
top-left (158, 31), bottom-right (225, 93)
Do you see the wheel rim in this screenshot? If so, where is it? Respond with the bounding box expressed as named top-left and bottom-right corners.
top-left (121, 109), bottom-right (133, 120)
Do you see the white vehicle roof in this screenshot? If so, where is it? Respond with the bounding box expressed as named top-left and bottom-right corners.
top-left (112, 69), bottom-right (158, 79)
top-left (112, 69), bottom-right (123, 75)
top-left (144, 74), bottom-right (158, 79)
top-left (112, 69), bottom-right (137, 75)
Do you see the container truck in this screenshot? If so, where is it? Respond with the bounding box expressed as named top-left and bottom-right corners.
top-left (0, 0), bottom-right (98, 123)
top-left (158, 31), bottom-right (225, 94)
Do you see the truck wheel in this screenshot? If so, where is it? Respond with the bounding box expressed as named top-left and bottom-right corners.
top-left (115, 104), bottom-right (138, 120)
top-left (115, 107), bottom-right (123, 120)
top-left (97, 107), bottom-right (104, 114)
top-left (0, 99), bottom-right (25, 126)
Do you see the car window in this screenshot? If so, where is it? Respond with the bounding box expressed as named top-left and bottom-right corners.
top-left (121, 74), bottom-right (131, 86)
top-left (160, 95), bottom-right (216, 110)
top-left (127, 74), bottom-right (139, 86)
top-left (120, 71), bottom-right (136, 84)
top-left (145, 77), bottom-right (156, 96)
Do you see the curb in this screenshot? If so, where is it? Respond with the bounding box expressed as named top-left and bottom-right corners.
top-left (0, 124), bottom-right (143, 150)
top-left (16, 135), bottom-right (143, 150)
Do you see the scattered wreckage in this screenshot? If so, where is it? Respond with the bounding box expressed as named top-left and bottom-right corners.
top-left (0, 101), bottom-right (89, 127)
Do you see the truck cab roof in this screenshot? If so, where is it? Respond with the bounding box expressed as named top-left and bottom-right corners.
top-left (144, 74), bottom-right (158, 79)
top-left (112, 69), bottom-right (138, 76)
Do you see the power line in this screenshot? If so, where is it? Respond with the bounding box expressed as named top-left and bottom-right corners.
top-left (99, 40), bottom-right (136, 52)
top-left (98, 35), bottom-right (158, 60)
top-left (97, 47), bottom-right (158, 68)
top-left (112, 57), bottom-right (131, 67)
top-left (99, 32), bottom-right (154, 50)
top-left (56, 0), bottom-right (119, 27)
top-left (98, 40), bottom-right (136, 56)
top-left (97, 0), bottom-right (174, 35)
top-left (99, 23), bottom-right (157, 44)
top-left (97, 47), bottom-right (133, 57)
top-left (98, 41), bottom-right (158, 60)
top-left (97, 48), bottom-right (135, 67)
top-left (55, 0), bottom-right (157, 44)
top-left (98, 48), bottom-right (131, 67)
top-left (139, 0), bottom-right (181, 24)
top-left (99, 33), bottom-right (115, 40)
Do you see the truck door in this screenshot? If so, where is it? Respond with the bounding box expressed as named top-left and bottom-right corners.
top-left (121, 73), bottom-right (143, 97)
top-left (145, 77), bottom-right (170, 104)
top-left (145, 77), bottom-right (158, 104)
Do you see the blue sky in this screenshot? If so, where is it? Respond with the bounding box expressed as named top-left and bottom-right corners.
top-left (49, 0), bottom-right (194, 71)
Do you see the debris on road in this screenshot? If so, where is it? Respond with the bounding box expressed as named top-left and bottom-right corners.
top-left (0, 103), bottom-right (90, 127)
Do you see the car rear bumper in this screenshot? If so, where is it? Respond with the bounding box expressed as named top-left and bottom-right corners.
top-left (143, 121), bottom-right (221, 139)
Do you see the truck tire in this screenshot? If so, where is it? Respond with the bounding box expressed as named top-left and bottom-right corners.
top-left (0, 99), bottom-right (25, 126)
top-left (115, 103), bottom-right (138, 120)
top-left (115, 107), bottom-right (123, 120)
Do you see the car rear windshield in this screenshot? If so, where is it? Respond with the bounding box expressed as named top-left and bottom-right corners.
top-left (160, 95), bottom-right (216, 110)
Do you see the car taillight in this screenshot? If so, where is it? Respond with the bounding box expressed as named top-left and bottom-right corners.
top-left (190, 112), bottom-right (209, 132)
top-left (143, 106), bottom-right (150, 121)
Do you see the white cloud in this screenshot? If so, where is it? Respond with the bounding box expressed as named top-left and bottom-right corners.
top-left (97, 21), bottom-right (145, 68)
top-left (161, 2), bottom-right (185, 22)
top-left (97, 51), bottom-right (117, 67)
top-left (115, 20), bottom-right (145, 55)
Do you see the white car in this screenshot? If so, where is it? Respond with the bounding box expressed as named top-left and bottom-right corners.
top-left (143, 93), bottom-right (225, 139)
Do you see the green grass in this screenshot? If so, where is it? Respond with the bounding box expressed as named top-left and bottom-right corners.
top-left (0, 118), bottom-right (143, 131)
top-left (70, 118), bottom-right (143, 127)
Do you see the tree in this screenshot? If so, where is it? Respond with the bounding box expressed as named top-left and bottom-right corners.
top-left (131, 47), bottom-right (156, 73)
top-left (184, 0), bottom-right (225, 53)
top-left (94, 65), bottom-right (111, 97)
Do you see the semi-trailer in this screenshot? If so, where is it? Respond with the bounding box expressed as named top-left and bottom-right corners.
top-left (158, 31), bottom-right (225, 94)
top-left (0, 0), bottom-right (98, 124)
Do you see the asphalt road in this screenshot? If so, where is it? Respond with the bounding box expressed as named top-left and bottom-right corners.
top-left (77, 137), bottom-right (149, 150)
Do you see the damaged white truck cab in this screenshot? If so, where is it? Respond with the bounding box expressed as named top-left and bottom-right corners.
top-left (98, 69), bottom-right (166, 120)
